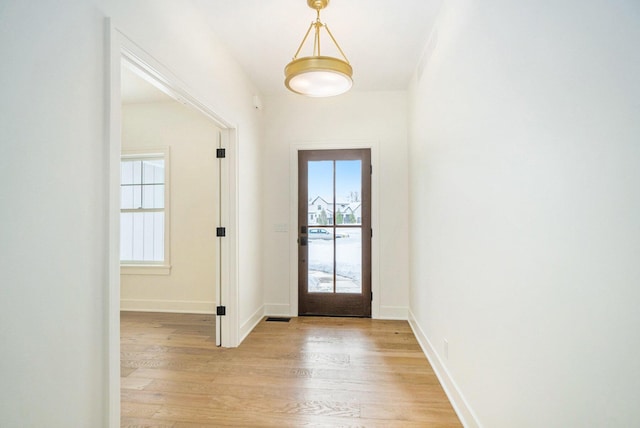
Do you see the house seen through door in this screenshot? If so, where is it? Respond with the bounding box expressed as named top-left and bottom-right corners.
top-left (298, 149), bottom-right (372, 317)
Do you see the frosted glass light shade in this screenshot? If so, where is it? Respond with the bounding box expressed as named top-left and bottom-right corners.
top-left (285, 56), bottom-right (353, 97)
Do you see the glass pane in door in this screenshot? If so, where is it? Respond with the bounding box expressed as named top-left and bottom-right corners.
top-left (307, 227), bottom-right (334, 293)
top-left (335, 160), bottom-right (362, 225)
top-left (307, 161), bottom-right (335, 293)
top-left (305, 158), bottom-right (365, 294)
top-left (308, 161), bottom-right (333, 226)
top-left (336, 227), bottom-right (361, 293)
top-left (335, 160), bottom-right (362, 293)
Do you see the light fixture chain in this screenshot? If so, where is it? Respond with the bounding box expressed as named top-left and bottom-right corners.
top-left (293, 21), bottom-right (315, 60)
top-left (324, 24), bottom-right (350, 63)
top-left (314, 20), bottom-right (321, 56)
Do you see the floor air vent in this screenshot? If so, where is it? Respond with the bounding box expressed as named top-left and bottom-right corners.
top-left (265, 317), bottom-right (291, 322)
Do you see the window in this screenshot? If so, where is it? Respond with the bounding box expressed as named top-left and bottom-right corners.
top-left (120, 149), bottom-right (170, 273)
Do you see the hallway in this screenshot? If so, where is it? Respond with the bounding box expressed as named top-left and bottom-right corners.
top-left (121, 312), bottom-right (461, 427)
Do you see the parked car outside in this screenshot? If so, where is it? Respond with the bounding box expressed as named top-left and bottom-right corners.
top-left (308, 228), bottom-right (350, 239)
top-left (308, 228), bottom-right (332, 240)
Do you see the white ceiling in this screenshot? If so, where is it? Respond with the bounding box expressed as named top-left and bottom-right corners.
top-left (190, 0), bottom-right (442, 95)
top-left (120, 1), bottom-right (443, 101)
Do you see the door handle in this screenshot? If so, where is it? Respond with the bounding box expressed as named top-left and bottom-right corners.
top-left (299, 236), bottom-right (307, 246)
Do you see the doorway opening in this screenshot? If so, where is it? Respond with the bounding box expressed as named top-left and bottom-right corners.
top-left (119, 59), bottom-right (222, 335)
top-left (107, 21), bottom-right (239, 426)
top-left (298, 149), bottom-right (372, 317)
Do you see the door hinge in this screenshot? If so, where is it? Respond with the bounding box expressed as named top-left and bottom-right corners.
top-left (216, 148), bottom-right (226, 158)
top-left (370, 291), bottom-right (373, 301)
top-left (216, 227), bottom-right (226, 237)
top-left (216, 306), bottom-right (226, 316)
top-left (371, 229), bottom-right (373, 238)
top-left (370, 164), bottom-right (373, 175)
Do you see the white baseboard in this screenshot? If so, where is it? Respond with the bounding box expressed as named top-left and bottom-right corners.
top-left (264, 303), bottom-right (291, 317)
top-left (239, 305), bottom-right (265, 344)
top-left (408, 309), bottom-right (480, 428)
top-left (377, 305), bottom-right (408, 320)
top-left (120, 299), bottom-right (215, 314)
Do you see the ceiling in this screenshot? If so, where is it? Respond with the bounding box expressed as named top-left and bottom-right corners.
top-left (121, 1), bottom-right (443, 101)
top-left (190, 0), bottom-right (442, 96)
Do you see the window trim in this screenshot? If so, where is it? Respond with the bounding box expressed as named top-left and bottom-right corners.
top-left (120, 147), bottom-right (171, 275)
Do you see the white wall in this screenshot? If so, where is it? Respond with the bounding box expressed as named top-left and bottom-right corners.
top-left (262, 91), bottom-right (410, 319)
top-left (0, 0), bottom-right (263, 425)
top-left (408, 0), bottom-right (640, 426)
top-left (121, 101), bottom-right (219, 313)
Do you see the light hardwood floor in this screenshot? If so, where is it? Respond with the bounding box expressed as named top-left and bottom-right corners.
top-left (121, 312), bottom-right (462, 427)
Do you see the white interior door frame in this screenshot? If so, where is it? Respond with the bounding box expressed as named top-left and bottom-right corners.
top-left (105, 18), bottom-right (239, 428)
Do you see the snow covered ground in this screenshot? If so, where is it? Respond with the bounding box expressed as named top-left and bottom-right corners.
top-left (307, 228), bottom-right (362, 293)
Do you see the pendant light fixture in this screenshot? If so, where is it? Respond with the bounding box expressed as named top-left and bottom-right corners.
top-left (285, 0), bottom-right (352, 97)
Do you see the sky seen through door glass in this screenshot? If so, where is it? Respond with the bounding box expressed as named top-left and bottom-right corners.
top-left (308, 160), bottom-right (361, 202)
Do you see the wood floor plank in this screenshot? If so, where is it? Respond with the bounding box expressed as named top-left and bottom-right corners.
top-left (121, 377), bottom-right (155, 390)
top-left (121, 401), bottom-right (163, 418)
top-left (121, 417), bottom-right (175, 428)
top-left (128, 368), bottom-right (219, 383)
top-left (121, 312), bottom-right (461, 427)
